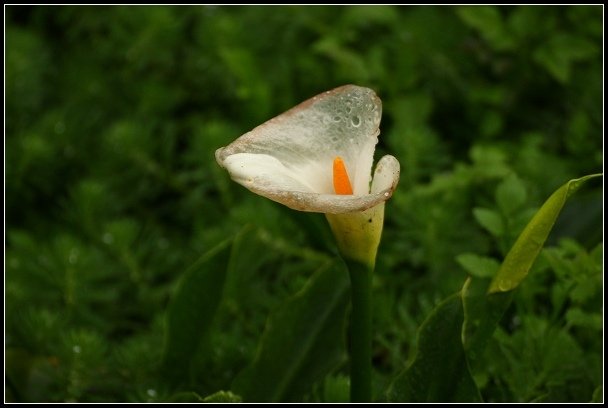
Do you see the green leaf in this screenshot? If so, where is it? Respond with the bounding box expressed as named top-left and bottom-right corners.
top-left (473, 207), bottom-right (504, 237)
top-left (168, 392), bottom-right (205, 402)
top-left (533, 32), bottom-right (599, 83)
top-left (591, 386), bottom-right (603, 403)
top-left (168, 389), bottom-right (242, 403)
top-left (456, 253), bottom-right (500, 278)
top-left (570, 278), bottom-right (597, 304)
top-left (461, 277), bottom-right (512, 356)
top-left (495, 174), bottom-right (527, 215)
top-left (456, 6), bottom-right (514, 51)
top-left (202, 390), bottom-right (243, 403)
top-left (488, 174), bottom-right (602, 293)
top-left (565, 308), bottom-right (602, 331)
top-left (321, 375), bottom-right (350, 403)
top-left (232, 260), bottom-right (349, 402)
top-left (159, 238), bottom-right (234, 388)
top-left (387, 294), bottom-right (482, 402)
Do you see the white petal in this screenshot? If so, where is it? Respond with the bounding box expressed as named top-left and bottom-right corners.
top-left (215, 85), bottom-right (382, 196)
top-left (371, 155), bottom-right (400, 195)
top-left (218, 151), bottom-right (397, 213)
top-left (220, 153), bottom-right (316, 193)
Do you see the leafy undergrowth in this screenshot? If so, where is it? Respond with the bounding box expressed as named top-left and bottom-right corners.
top-left (5, 5), bottom-right (602, 403)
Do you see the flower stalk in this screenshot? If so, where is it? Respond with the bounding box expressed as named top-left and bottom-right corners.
top-left (344, 257), bottom-right (374, 403)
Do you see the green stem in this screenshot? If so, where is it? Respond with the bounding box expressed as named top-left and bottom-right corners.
top-left (345, 258), bottom-right (373, 403)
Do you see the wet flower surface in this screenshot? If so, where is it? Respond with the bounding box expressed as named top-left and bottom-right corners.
top-left (215, 85), bottom-right (400, 214)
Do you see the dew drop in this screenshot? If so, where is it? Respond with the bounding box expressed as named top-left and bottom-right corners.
top-left (351, 115), bottom-right (361, 127)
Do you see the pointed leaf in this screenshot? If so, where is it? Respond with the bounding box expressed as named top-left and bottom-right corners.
top-left (387, 294), bottom-right (482, 402)
top-left (160, 238), bottom-right (233, 387)
top-left (473, 207), bottom-right (504, 237)
top-left (456, 253), bottom-right (500, 278)
top-left (488, 174), bottom-right (601, 293)
top-left (202, 390), bottom-right (243, 403)
top-left (461, 277), bottom-right (513, 357)
top-left (495, 173), bottom-right (527, 215)
top-left (233, 260), bottom-right (349, 402)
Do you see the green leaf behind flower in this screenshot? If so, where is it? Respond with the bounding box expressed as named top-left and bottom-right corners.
top-left (488, 174), bottom-right (602, 293)
top-left (160, 238), bottom-right (234, 387)
top-left (233, 260), bottom-right (349, 402)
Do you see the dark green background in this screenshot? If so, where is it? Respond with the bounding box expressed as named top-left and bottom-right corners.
top-left (5, 5), bottom-right (603, 402)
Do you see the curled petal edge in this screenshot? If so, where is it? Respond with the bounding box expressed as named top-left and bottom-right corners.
top-left (221, 154), bottom-right (400, 214)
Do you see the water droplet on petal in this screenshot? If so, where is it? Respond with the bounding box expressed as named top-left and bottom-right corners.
top-left (351, 115), bottom-right (361, 127)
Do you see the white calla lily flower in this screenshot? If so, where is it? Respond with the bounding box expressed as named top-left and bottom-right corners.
top-left (215, 85), bottom-right (400, 213)
top-left (215, 85), bottom-right (400, 265)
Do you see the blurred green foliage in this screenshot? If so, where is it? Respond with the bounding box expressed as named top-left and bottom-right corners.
top-left (5, 5), bottom-right (602, 402)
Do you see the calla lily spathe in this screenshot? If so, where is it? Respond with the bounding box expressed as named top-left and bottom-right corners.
top-left (215, 85), bottom-right (400, 265)
top-left (215, 85), bottom-right (400, 215)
